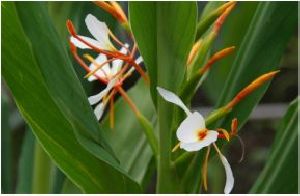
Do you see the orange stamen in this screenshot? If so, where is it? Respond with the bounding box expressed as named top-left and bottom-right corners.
top-left (116, 86), bottom-right (141, 117)
top-left (108, 30), bottom-right (130, 53)
top-left (202, 146), bottom-right (211, 192)
top-left (94, 1), bottom-right (128, 24)
top-left (84, 57), bottom-right (117, 78)
top-left (199, 46), bottom-right (235, 75)
top-left (230, 118), bottom-right (238, 136)
top-left (225, 70), bottom-right (280, 109)
top-left (69, 41), bottom-right (107, 84)
top-left (109, 92), bottom-right (115, 129)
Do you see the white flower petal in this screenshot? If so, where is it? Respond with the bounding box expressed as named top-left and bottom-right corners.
top-left (88, 79), bottom-right (117, 105)
top-left (70, 36), bottom-right (102, 49)
top-left (179, 130), bottom-right (218, 151)
top-left (156, 87), bottom-right (191, 115)
top-left (135, 56), bottom-right (143, 64)
top-left (88, 54), bottom-right (108, 81)
top-left (219, 153), bottom-right (234, 194)
top-left (85, 14), bottom-right (111, 50)
top-left (176, 112), bottom-right (206, 143)
top-left (94, 102), bottom-right (106, 120)
top-left (111, 45), bottom-right (128, 75)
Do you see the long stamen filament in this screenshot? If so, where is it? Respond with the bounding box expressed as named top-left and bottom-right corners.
top-left (202, 146), bottom-right (211, 192)
top-left (69, 42), bottom-right (107, 84)
top-left (172, 142), bottom-right (181, 152)
top-left (84, 57), bottom-right (117, 78)
top-left (117, 86), bottom-right (140, 117)
top-left (108, 30), bottom-right (131, 53)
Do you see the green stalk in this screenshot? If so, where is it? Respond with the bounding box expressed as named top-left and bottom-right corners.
top-left (156, 99), bottom-right (178, 193)
top-left (32, 142), bottom-right (52, 193)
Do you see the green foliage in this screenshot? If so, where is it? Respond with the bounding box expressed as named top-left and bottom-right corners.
top-left (1, 1), bottom-right (297, 194)
top-left (250, 98), bottom-right (298, 193)
top-left (2, 2), bottom-right (140, 193)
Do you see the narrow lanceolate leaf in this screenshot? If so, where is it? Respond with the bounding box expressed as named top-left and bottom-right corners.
top-left (129, 2), bottom-right (197, 105)
top-left (14, 1), bottom-right (118, 165)
top-left (16, 129), bottom-right (35, 193)
top-left (1, 95), bottom-right (13, 193)
top-left (214, 2), bottom-right (297, 129)
top-left (130, 2), bottom-right (197, 193)
top-left (2, 2), bottom-right (140, 193)
top-left (250, 97), bottom-right (298, 193)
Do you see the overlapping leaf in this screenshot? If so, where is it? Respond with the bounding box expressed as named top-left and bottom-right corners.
top-left (2, 2), bottom-right (140, 193)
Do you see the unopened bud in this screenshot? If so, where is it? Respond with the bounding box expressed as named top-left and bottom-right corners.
top-left (226, 70), bottom-right (280, 109)
top-left (187, 39), bottom-right (202, 66)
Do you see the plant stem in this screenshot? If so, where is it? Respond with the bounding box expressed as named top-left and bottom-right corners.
top-left (32, 142), bottom-right (52, 193)
top-left (156, 99), bottom-right (177, 193)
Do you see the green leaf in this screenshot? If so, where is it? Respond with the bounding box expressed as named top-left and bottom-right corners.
top-left (14, 1), bottom-right (117, 165)
top-left (32, 142), bottom-right (52, 193)
top-left (2, 2), bottom-right (140, 193)
top-left (16, 129), bottom-right (35, 193)
top-left (1, 95), bottom-right (13, 193)
top-left (102, 79), bottom-right (156, 188)
top-left (250, 97), bottom-right (298, 193)
top-left (130, 2), bottom-right (198, 192)
top-left (215, 2), bottom-right (297, 128)
top-left (129, 2), bottom-right (197, 105)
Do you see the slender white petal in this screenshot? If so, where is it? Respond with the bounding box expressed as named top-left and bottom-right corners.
top-left (219, 153), bottom-right (234, 194)
top-left (179, 130), bottom-right (218, 151)
top-left (94, 102), bottom-right (106, 120)
top-left (156, 87), bottom-right (191, 115)
top-left (88, 78), bottom-right (117, 105)
top-left (176, 112), bottom-right (206, 143)
top-left (135, 56), bottom-right (143, 64)
top-left (70, 36), bottom-right (102, 49)
top-left (111, 45), bottom-right (128, 75)
top-left (85, 14), bottom-right (111, 50)
top-left (88, 54), bottom-right (108, 81)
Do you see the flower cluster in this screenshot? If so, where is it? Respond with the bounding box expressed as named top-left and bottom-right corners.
top-left (67, 13), bottom-right (146, 126)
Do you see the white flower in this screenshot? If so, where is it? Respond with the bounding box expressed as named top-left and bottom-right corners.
top-left (87, 44), bottom-right (143, 82)
top-left (156, 86), bottom-right (234, 194)
top-left (156, 87), bottom-right (217, 151)
top-left (70, 14), bottom-right (115, 50)
top-left (88, 78), bottom-right (118, 120)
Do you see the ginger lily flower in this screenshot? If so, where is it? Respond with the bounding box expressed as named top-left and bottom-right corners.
top-left (70, 14), bottom-right (116, 51)
top-left (157, 87), bottom-right (234, 194)
top-left (157, 87), bottom-right (218, 151)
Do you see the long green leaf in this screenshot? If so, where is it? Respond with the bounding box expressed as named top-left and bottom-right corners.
top-left (1, 95), bottom-right (13, 193)
top-left (14, 1), bottom-right (117, 165)
top-left (250, 97), bottom-right (298, 193)
top-left (129, 2), bottom-right (197, 105)
top-left (2, 2), bottom-right (140, 193)
top-left (130, 2), bottom-right (197, 192)
top-left (16, 129), bottom-right (35, 193)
